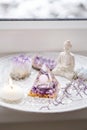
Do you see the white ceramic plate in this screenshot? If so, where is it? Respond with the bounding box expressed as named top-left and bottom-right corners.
top-left (0, 52), bottom-right (87, 113)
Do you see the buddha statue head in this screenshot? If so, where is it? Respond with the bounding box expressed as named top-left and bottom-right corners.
top-left (64, 40), bottom-right (72, 53)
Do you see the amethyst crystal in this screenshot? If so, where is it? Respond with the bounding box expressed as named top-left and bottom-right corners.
top-left (33, 56), bottom-right (56, 70)
top-left (12, 54), bottom-right (32, 64)
top-left (11, 54), bottom-right (32, 80)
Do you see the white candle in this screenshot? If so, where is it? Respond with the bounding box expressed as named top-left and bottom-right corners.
top-left (0, 78), bottom-right (24, 102)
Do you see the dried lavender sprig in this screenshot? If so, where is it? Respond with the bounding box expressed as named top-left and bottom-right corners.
top-left (40, 78), bottom-right (87, 110)
top-left (39, 105), bottom-right (50, 110)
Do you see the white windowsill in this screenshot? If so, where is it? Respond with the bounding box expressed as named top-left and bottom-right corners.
top-left (0, 20), bottom-right (87, 29)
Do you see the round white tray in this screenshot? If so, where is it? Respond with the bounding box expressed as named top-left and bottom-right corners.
top-left (0, 53), bottom-right (87, 113)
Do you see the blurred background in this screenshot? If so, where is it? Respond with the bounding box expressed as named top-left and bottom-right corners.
top-left (0, 0), bottom-right (87, 19)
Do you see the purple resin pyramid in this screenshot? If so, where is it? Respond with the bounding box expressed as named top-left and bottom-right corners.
top-left (29, 64), bottom-right (59, 98)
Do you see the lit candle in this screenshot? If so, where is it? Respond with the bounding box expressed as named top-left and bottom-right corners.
top-left (0, 78), bottom-right (24, 102)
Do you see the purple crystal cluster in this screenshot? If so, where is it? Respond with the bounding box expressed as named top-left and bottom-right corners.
top-left (12, 54), bottom-right (32, 64)
top-left (10, 54), bottom-right (32, 80)
top-left (33, 56), bottom-right (56, 70)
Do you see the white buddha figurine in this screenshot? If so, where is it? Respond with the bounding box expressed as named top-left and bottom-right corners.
top-left (52, 40), bottom-right (75, 80)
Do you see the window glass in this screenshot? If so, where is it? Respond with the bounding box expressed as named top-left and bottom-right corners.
top-left (0, 0), bottom-right (87, 19)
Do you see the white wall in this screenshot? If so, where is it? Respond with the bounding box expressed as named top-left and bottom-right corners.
top-left (0, 29), bottom-right (86, 53)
